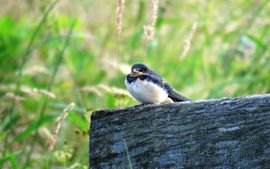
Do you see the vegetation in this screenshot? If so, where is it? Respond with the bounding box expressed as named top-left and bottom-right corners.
top-left (0, 0), bottom-right (269, 168)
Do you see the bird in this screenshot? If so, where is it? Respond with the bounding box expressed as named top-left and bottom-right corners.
top-left (125, 63), bottom-right (191, 104)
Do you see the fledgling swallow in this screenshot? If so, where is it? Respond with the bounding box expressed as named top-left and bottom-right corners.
top-left (125, 63), bottom-right (191, 104)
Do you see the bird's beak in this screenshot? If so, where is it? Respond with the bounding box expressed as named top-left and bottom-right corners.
top-left (130, 70), bottom-right (142, 77)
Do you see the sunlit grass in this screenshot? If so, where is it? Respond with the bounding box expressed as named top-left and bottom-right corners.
top-left (0, 0), bottom-right (269, 168)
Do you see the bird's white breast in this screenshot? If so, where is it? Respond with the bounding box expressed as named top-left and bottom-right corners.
top-left (125, 78), bottom-right (168, 104)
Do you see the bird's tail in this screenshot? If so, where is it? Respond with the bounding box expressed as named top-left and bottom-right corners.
top-left (168, 90), bottom-right (191, 102)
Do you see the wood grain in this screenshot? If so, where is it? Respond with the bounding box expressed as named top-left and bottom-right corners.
top-left (90, 94), bottom-right (270, 169)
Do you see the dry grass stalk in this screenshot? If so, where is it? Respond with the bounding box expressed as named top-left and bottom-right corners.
top-left (0, 85), bottom-right (55, 99)
top-left (48, 102), bottom-right (75, 151)
top-left (81, 84), bottom-right (132, 98)
top-left (39, 127), bottom-right (55, 145)
top-left (81, 86), bottom-right (102, 96)
top-left (144, 0), bottom-right (159, 41)
top-left (180, 22), bottom-right (197, 61)
top-left (101, 58), bottom-right (130, 75)
top-left (4, 92), bottom-right (24, 101)
top-left (23, 65), bottom-right (48, 75)
top-left (116, 0), bottom-right (125, 35)
top-left (0, 84), bottom-right (14, 92)
top-left (98, 84), bottom-right (131, 97)
top-left (21, 86), bottom-right (56, 99)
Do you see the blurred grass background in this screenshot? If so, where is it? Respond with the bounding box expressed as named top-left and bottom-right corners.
top-left (0, 0), bottom-right (269, 168)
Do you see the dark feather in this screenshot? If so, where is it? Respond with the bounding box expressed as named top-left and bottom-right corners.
top-left (164, 83), bottom-right (191, 102)
top-left (138, 74), bottom-right (164, 87)
top-left (126, 74), bottom-right (137, 83)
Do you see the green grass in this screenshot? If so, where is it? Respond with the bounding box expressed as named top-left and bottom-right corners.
top-left (0, 0), bottom-right (270, 168)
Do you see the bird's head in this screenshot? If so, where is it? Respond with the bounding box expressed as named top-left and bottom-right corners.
top-left (130, 63), bottom-right (149, 77)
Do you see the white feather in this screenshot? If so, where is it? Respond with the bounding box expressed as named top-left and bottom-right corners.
top-left (125, 78), bottom-right (168, 104)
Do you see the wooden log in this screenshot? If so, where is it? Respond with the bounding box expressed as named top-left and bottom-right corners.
top-left (90, 94), bottom-right (270, 168)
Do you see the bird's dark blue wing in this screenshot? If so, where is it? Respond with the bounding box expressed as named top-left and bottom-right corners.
top-left (126, 74), bottom-right (137, 83)
top-left (148, 70), bottom-right (163, 81)
top-left (138, 74), bottom-right (165, 88)
top-left (164, 83), bottom-right (191, 102)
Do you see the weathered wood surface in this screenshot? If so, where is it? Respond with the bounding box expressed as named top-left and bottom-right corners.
top-left (90, 94), bottom-right (270, 169)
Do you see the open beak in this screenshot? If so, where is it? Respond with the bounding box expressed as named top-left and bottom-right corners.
top-left (130, 70), bottom-right (142, 77)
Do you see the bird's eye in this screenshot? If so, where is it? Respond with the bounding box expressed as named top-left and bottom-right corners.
top-left (140, 67), bottom-right (147, 72)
